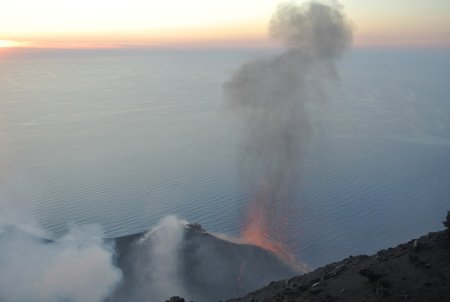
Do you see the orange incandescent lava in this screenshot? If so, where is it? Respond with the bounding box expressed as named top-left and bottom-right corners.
top-left (240, 197), bottom-right (296, 264)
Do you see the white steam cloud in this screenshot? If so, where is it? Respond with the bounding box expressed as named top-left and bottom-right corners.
top-left (0, 224), bottom-right (122, 302)
top-left (138, 216), bottom-right (188, 300)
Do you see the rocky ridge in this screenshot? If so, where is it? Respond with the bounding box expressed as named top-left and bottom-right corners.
top-left (168, 212), bottom-right (450, 302)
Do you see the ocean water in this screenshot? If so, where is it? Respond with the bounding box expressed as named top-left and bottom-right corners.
top-left (0, 48), bottom-right (449, 268)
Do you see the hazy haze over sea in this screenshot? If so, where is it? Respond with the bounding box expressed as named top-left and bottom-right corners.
top-left (0, 48), bottom-right (449, 268)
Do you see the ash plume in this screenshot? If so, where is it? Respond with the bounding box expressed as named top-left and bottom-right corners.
top-left (224, 0), bottom-right (352, 254)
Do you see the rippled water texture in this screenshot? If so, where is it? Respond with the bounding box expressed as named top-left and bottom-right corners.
top-left (0, 48), bottom-right (449, 267)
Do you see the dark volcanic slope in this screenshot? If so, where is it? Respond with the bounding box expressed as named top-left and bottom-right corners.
top-left (226, 214), bottom-right (450, 302)
top-left (111, 223), bottom-right (300, 302)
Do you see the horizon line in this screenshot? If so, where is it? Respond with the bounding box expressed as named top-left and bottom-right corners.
top-left (1, 38), bottom-right (450, 52)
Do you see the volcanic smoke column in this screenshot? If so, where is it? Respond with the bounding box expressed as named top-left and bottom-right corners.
top-left (224, 1), bottom-right (352, 259)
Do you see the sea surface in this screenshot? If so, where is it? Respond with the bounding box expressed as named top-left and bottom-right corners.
top-left (0, 48), bottom-right (449, 268)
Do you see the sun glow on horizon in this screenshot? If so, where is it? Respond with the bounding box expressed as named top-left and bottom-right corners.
top-left (1, 21), bottom-right (272, 49)
top-left (0, 0), bottom-right (448, 49)
top-left (0, 40), bottom-right (26, 48)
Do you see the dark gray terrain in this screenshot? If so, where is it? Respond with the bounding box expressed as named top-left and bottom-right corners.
top-left (224, 212), bottom-right (450, 302)
top-left (110, 223), bottom-right (302, 302)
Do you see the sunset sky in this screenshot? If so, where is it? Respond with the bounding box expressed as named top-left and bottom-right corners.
top-left (0, 0), bottom-right (449, 49)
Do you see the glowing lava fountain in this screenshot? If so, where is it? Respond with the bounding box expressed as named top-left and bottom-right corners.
top-left (240, 186), bottom-right (296, 263)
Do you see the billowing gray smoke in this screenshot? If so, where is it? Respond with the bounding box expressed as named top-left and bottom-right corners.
top-left (224, 0), bottom-right (352, 248)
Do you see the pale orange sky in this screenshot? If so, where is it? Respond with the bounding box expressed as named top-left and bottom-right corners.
top-left (0, 0), bottom-right (449, 49)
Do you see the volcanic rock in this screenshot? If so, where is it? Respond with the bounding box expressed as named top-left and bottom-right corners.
top-left (225, 212), bottom-right (450, 302)
top-left (166, 297), bottom-right (185, 302)
top-left (109, 222), bottom-right (302, 301)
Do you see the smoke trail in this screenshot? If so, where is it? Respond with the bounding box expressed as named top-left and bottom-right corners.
top-left (224, 1), bottom-right (352, 257)
top-left (138, 216), bottom-right (188, 300)
top-left (108, 216), bottom-right (189, 301)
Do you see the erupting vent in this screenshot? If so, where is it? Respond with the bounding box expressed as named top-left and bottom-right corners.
top-left (224, 1), bottom-right (353, 262)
